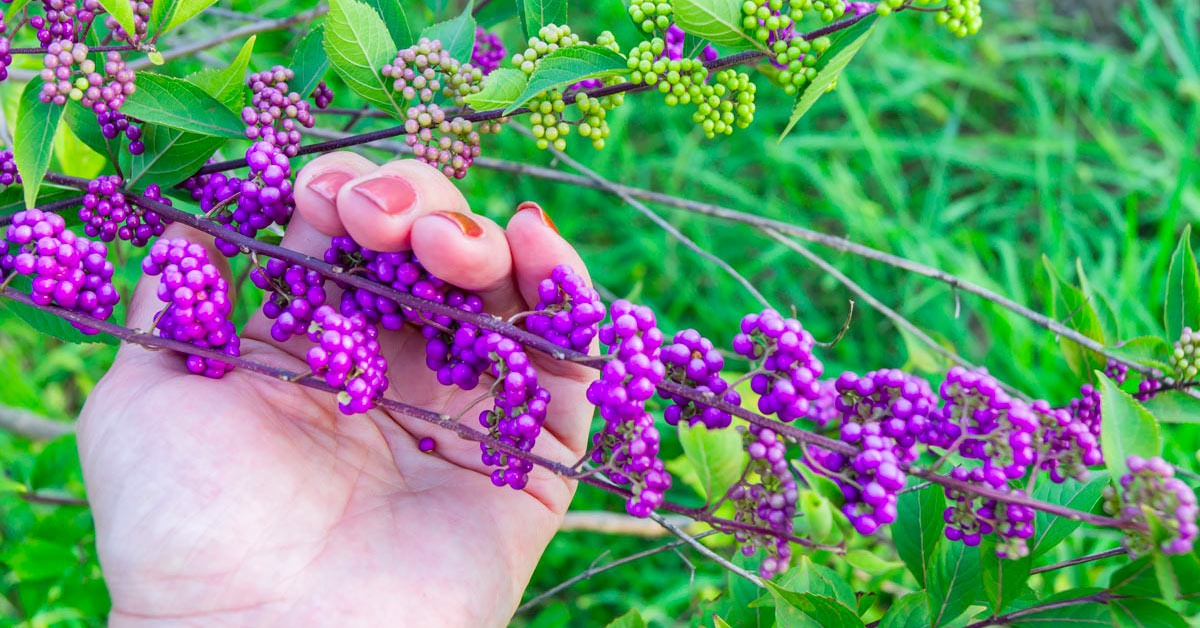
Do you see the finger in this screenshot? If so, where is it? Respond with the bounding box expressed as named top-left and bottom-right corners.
top-left (293, 152), bottom-right (379, 237)
top-left (335, 160), bottom-right (469, 252)
top-left (410, 211), bottom-right (525, 318)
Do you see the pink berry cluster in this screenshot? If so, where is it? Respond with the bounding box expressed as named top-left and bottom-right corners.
top-left (527, 263), bottom-right (606, 352)
top-left (660, 329), bottom-right (740, 428)
top-left (587, 299), bottom-right (673, 517)
top-left (1, 208), bottom-right (118, 334)
top-left (732, 424), bottom-right (797, 577)
top-left (80, 176), bottom-right (171, 246)
top-left (242, 66), bottom-right (316, 157)
top-left (477, 331), bottom-right (550, 489)
top-left (1104, 456), bottom-right (1198, 555)
top-left (105, 0), bottom-right (150, 45)
top-left (470, 27), bottom-right (506, 75)
top-left (732, 309), bottom-right (825, 422)
top-left (402, 103), bottom-right (482, 179)
top-left (142, 238), bottom-right (239, 378)
top-left (250, 258), bottom-right (327, 342)
top-left (305, 305), bottom-right (389, 414)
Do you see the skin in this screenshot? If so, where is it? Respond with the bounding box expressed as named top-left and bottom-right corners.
top-left (77, 154), bottom-right (597, 627)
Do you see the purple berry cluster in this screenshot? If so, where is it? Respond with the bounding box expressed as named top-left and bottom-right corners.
top-left (97, 110), bottom-right (144, 155)
top-left (527, 263), bottom-right (606, 352)
top-left (0, 15), bottom-right (12, 82)
top-left (803, 378), bottom-right (839, 427)
top-left (663, 24), bottom-right (717, 62)
top-left (80, 176), bottom-right (171, 246)
top-left (732, 424), bottom-right (797, 577)
top-left (477, 331), bottom-right (550, 489)
top-left (659, 329), bottom-right (740, 428)
top-left (471, 27), bottom-right (506, 75)
top-left (402, 103), bottom-right (481, 179)
top-left (833, 369), bottom-right (937, 462)
top-left (732, 309), bottom-right (825, 422)
top-left (808, 423), bottom-right (906, 535)
top-left (930, 367), bottom-right (1037, 486)
top-left (305, 305), bottom-right (389, 414)
top-left (142, 238), bottom-right (239, 378)
top-left (193, 141), bottom-right (294, 257)
top-left (243, 66), bottom-right (316, 157)
top-left (310, 81), bottom-right (334, 109)
top-left (1033, 400), bottom-right (1102, 483)
top-left (0, 149), bottom-right (21, 188)
top-left (942, 470), bottom-right (1036, 556)
top-left (250, 258), bottom-right (327, 342)
top-left (105, 0), bottom-right (150, 45)
top-left (587, 299), bottom-right (672, 517)
top-left (1104, 456), bottom-right (1198, 555)
top-left (1, 208), bottom-right (119, 334)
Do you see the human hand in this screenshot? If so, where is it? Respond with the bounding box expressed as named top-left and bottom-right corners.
top-left (78, 154), bottom-right (595, 627)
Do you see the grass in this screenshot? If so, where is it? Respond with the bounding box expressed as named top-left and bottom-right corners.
top-left (2, 0), bottom-right (1199, 625)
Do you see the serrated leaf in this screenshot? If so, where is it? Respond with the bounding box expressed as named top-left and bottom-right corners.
top-left (420, 3), bottom-right (476, 64)
top-left (893, 482), bottom-right (944, 587)
top-left (980, 540), bottom-right (1030, 614)
top-left (673, 0), bottom-right (765, 51)
top-left (1108, 556), bottom-right (1159, 597)
top-left (926, 540), bottom-right (982, 627)
top-left (96, 0), bottom-right (137, 43)
top-left (677, 422), bottom-right (746, 503)
top-left (877, 592), bottom-right (931, 628)
top-left (149, 0), bottom-right (178, 35)
top-left (324, 0), bottom-right (406, 120)
top-left (1098, 373), bottom-right (1160, 481)
top-left (127, 125), bottom-right (224, 188)
top-left (1142, 390), bottom-right (1200, 424)
top-left (1109, 598), bottom-right (1186, 628)
top-left (292, 27), bottom-right (331, 101)
top-left (1107, 336), bottom-right (1174, 373)
top-left (1044, 256), bottom-right (1108, 378)
top-left (518, 0), bottom-right (567, 39)
top-left (777, 556), bottom-right (856, 610)
top-left (2, 539), bottom-right (78, 581)
top-left (363, 0), bottom-right (416, 48)
top-left (13, 81), bottom-right (64, 209)
top-left (122, 74), bottom-right (245, 138)
top-left (1161, 551), bottom-right (1200, 598)
top-left (505, 45), bottom-right (630, 113)
top-left (765, 585), bottom-right (865, 628)
top-left (1165, 225), bottom-right (1200, 342)
top-left (1010, 599), bottom-right (1114, 627)
top-left (1030, 473), bottom-right (1109, 559)
top-left (163, 0), bottom-right (219, 32)
top-left (186, 36), bottom-right (256, 110)
top-left (465, 68), bottom-right (528, 111)
top-left (605, 609), bottom-right (646, 628)
top-left (778, 15), bottom-right (877, 140)
top-left (0, 298), bottom-right (118, 346)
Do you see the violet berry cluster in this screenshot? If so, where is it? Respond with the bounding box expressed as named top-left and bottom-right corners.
top-left (929, 367), bottom-right (1037, 486)
top-left (250, 258), bottom-right (327, 342)
top-left (1, 208), bottom-right (119, 334)
top-left (527, 263), bottom-right (606, 352)
top-left (471, 27), bottom-right (506, 75)
top-left (942, 468), bottom-right (1036, 557)
top-left (80, 176), bottom-right (172, 246)
top-left (305, 305), bottom-right (389, 414)
top-left (1104, 455), bottom-right (1198, 556)
top-left (732, 424), bottom-right (797, 577)
top-left (587, 299), bottom-right (672, 517)
top-left (142, 238), bottom-right (239, 378)
top-left (732, 309), bottom-right (824, 422)
top-left (192, 141), bottom-right (295, 257)
top-left (310, 81), bottom-right (334, 109)
top-left (659, 329), bottom-right (740, 428)
top-left (97, 110), bottom-right (144, 155)
top-left (477, 331), bottom-right (550, 489)
top-left (0, 149), bottom-right (21, 189)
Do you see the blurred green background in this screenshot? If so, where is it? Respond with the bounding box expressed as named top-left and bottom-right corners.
top-left (2, 0), bottom-right (1198, 625)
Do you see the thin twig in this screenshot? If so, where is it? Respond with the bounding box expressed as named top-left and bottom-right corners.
top-left (19, 492), bottom-right (88, 507)
top-left (1030, 547), bottom-right (1126, 575)
top-left (648, 511), bottom-right (764, 588)
top-left (0, 405), bottom-right (73, 441)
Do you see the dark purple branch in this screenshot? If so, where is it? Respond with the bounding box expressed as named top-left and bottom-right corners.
top-left (1029, 547), bottom-right (1127, 575)
top-left (10, 44), bottom-right (137, 54)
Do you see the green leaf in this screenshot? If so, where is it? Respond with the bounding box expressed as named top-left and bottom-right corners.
top-left (1044, 256), bottom-right (1108, 378)
top-left (926, 540), bottom-right (982, 627)
top-left (1107, 336), bottom-right (1174, 373)
top-left (14, 81), bottom-right (65, 209)
top-left (96, 0), bottom-right (137, 44)
top-left (1164, 225), bottom-right (1200, 342)
top-left (673, 0), bottom-right (765, 51)
top-left (1098, 373), bottom-right (1161, 481)
top-left (363, 0), bottom-right (416, 48)
top-left (163, 0), bottom-right (220, 33)
top-left (1, 294), bottom-right (118, 346)
top-left (292, 27), bottom-right (332, 100)
top-left (518, 0), bottom-right (567, 39)
top-left (465, 68), bottom-right (529, 111)
top-left (122, 74), bottom-right (245, 138)
top-left (1109, 598), bottom-right (1186, 628)
top-left (777, 556), bottom-right (857, 610)
top-left (0, 476), bottom-right (27, 493)
top-left (53, 118), bottom-right (106, 179)
top-left (843, 550), bottom-right (903, 576)
top-left (62, 101), bottom-right (122, 161)
top-left (899, 326), bottom-right (955, 374)
top-left (1108, 556), bottom-right (1159, 597)
top-left (420, 3), bottom-right (477, 64)
top-left (505, 45), bottom-right (630, 114)
top-left (324, 0), bottom-right (406, 119)
top-left (765, 585), bottom-right (864, 628)
top-left (778, 15), bottom-right (877, 141)
top-left (792, 459), bottom-right (844, 505)
top-left (979, 541), bottom-right (1030, 614)
top-left (127, 125), bottom-right (224, 188)
top-left (2, 539), bottom-right (78, 581)
top-left (677, 423), bottom-right (746, 503)
top-left (1162, 551), bottom-right (1200, 598)
top-left (32, 434), bottom-right (80, 490)
top-left (1142, 390), bottom-right (1200, 424)
top-left (1010, 599), bottom-right (1113, 627)
top-left (725, 553), bottom-right (772, 627)
top-left (713, 616), bottom-right (734, 628)
top-left (1076, 259), bottom-right (1120, 343)
top-left (1030, 473), bottom-right (1109, 559)
top-left (604, 609), bottom-right (646, 628)
top-left (893, 482), bottom-right (945, 587)
top-left (877, 592), bottom-right (931, 628)
top-left (5, 0), bottom-right (32, 23)
top-left (185, 35), bottom-right (256, 110)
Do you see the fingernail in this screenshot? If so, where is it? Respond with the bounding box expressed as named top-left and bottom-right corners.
top-left (431, 211), bottom-right (484, 238)
top-left (350, 175), bottom-right (417, 215)
top-left (517, 201), bottom-right (559, 235)
top-left (308, 170), bottom-right (354, 202)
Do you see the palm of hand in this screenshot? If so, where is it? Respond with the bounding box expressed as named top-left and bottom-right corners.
top-left (77, 156), bottom-right (595, 627)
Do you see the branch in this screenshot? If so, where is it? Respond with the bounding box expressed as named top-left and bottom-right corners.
top-left (560, 511), bottom-right (696, 536)
top-left (961, 593), bottom-right (1113, 628)
top-left (0, 405), bottom-right (73, 441)
top-left (649, 511), bottom-right (764, 588)
top-left (1030, 547), bottom-right (1126, 575)
top-left (19, 491), bottom-right (88, 507)
top-left (128, 7), bottom-right (329, 70)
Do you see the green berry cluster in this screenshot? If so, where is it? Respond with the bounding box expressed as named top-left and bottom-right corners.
top-left (512, 24), bottom-right (583, 74)
top-left (929, 0), bottom-right (983, 37)
top-left (528, 81), bottom-right (626, 151)
top-left (528, 90), bottom-right (570, 151)
top-left (764, 35), bottom-right (831, 95)
top-left (383, 38), bottom-right (483, 107)
top-left (792, 0), bottom-right (848, 24)
top-left (628, 0), bottom-right (674, 33)
top-left (627, 39), bottom-right (756, 139)
top-left (741, 0), bottom-right (798, 43)
top-left (1171, 327), bottom-right (1199, 382)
